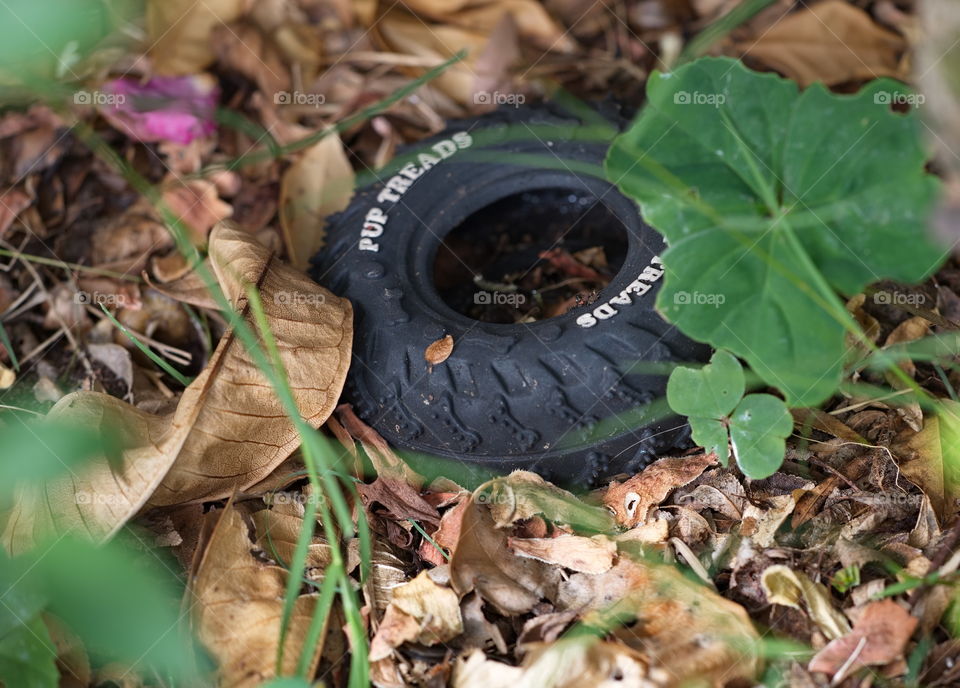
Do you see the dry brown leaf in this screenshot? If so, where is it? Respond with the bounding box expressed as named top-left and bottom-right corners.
top-left (808, 599), bottom-right (917, 679)
top-left (740, 494), bottom-right (796, 548)
top-left (369, 570), bottom-right (463, 661)
top-left (148, 0), bottom-right (251, 75)
top-left (335, 403), bottom-right (426, 488)
top-left (560, 557), bottom-right (760, 686)
top-left (603, 453), bottom-right (717, 527)
top-left (736, 0), bottom-right (906, 86)
top-left (508, 534), bottom-right (615, 574)
top-left (152, 224), bottom-right (353, 504)
top-left (450, 0), bottom-right (576, 52)
top-left (191, 505), bottom-right (323, 686)
top-left (450, 494), bottom-right (560, 615)
top-left (162, 180), bottom-right (233, 244)
top-left (4, 225), bottom-right (352, 551)
top-left (375, 9), bottom-right (490, 105)
top-left (250, 499), bottom-right (337, 577)
top-left (425, 334), bottom-right (454, 365)
top-left (145, 259), bottom-right (218, 310)
top-left (761, 564), bottom-right (851, 640)
top-left (0, 187), bottom-right (31, 236)
top-left (2, 391), bottom-right (199, 554)
top-left (893, 401), bottom-right (960, 522)
top-left (279, 133), bottom-right (355, 270)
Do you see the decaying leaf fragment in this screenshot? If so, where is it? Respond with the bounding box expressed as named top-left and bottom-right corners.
top-left (603, 453), bottom-right (717, 527)
top-left (450, 492), bottom-right (561, 615)
top-left (557, 557), bottom-right (761, 687)
top-left (508, 534), bottom-right (616, 574)
top-left (761, 565), bottom-right (851, 640)
top-left (191, 504), bottom-right (324, 687)
top-left (369, 570), bottom-right (463, 661)
top-left (808, 599), bottom-right (917, 680)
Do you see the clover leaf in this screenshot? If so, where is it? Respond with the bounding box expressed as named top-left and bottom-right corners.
top-left (608, 57), bottom-right (947, 407)
top-left (667, 350), bottom-right (792, 479)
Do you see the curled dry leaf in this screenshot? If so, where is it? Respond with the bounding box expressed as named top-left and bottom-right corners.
top-left (369, 570), bottom-right (463, 661)
top-left (425, 334), bottom-right (454, 365)
top-left (3, 225), bottom-right (352, 552)
top-left (450, 493), bottom-right (560, 616)
top-left (761, 564), bottom-right (851, 640)
top-left (603, 453), bottom-right (717, 527)
top-left (151, 223), bottom-right (352, 504)
top-left (191, 505), bottom-right (323, 686)
top-left (279, 133), bottom-right (355, 270)
top-left (735, 0), bottom-right (906, 86)
top-left (508, 534), bottom-right (616, 574)
top-left (808, 599), bottom-right (917, 679)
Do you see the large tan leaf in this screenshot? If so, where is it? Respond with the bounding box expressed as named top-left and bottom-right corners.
top-left (2, 392), bottom-right (198, 555)
top-left (150, 223), bottom-right (353, 504)
top-left (191, 504), bottom-right (323, 686)
top-left (147, 0), bottom-right (251, 75)
top-left (736, 1), bottom-right (906, 87)
top-left (3, 225), bottom-right (352, 552)
top-left (279, 134), bottom-right (355, 270)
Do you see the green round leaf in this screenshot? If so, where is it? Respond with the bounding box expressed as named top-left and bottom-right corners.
top-left (689, 416), bottom-right (730, 465)
top-left (729, 393), bottom-right (793, 479)
top-left (667, 349), bottom-right (745, 419)
top-left (607, 57), bottom-right (947, 407)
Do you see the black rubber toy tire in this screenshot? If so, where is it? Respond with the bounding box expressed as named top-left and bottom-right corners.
top-left (311, 106), bottom-right (709, 487)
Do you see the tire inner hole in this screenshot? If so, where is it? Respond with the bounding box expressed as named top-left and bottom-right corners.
top-left (432, 188), bottom-right (628, 324)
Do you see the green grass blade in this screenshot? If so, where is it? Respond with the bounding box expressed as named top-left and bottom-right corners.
top-left (98, 304), bottom-right (192, 387)
top-left (0, 320), bottom-right (18, 371)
